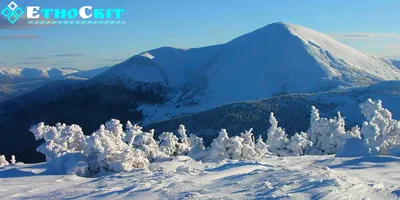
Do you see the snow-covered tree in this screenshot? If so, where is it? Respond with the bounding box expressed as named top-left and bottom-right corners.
top-left (178, 124), bottom-right (188, 145)
top-left (187, 134), bottom-right (206, 159)
top-left (207, 129), bottom-right (230, 160)
top-left (0, 155), bottom-right (9, 167)
top-left (266, 112), bottom-right (289, 156)
top-left (156, 125), bottom-right (197, 156)
top-left (286, 132), bottom-right (312, 156)
top-left (105, 119), bottom-right (125, 140)
top-left (255, 135), bottom-right (271, 155)
top-left (188, 134), bottom-right (205, 151)
top-left (109, 149), bottom-right (149, 172)
top-left (10, 155), bottom-right (16, 165)
top-left (225, 136), bottom-right (244, 159)
top-left (306, 107), bottom-right (352, 155)
top-left (176, 125), bottom-right (190, 155)
top-left (158, 132), bottom-right (179, 156)
top-left (358, 99), bottom-right (400, 154)
top-left (30, 122), bottom-right (87, 161)
top-left (337, 99), bottom-right (400, 157)
top-left (124, 121), bottom-right (142, 147)
top-left (240, 128), bottom-right (258, 160)
top-left (132, 128), bottom-right (160, 162)
top-left (347, 126), bottom-right (361, 139)
top-left (207, 128), bottom-right (269, 160)
top-left (85, 122), bottom-right (149, 174)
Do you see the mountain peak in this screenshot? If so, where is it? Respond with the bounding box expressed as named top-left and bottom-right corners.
top-left (93, 22), bottom-right (400, 108)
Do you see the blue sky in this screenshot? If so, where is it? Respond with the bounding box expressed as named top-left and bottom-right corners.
top-left (1, 0), bottom-right (400, 69)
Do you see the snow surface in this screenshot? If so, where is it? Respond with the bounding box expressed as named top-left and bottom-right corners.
top-left (1, 155), bottom-right (399, 199)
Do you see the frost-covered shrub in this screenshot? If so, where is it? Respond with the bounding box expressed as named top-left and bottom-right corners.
top-left (158, 132), bottom-right (179, 156)
top-left (30, 122), bottom-right (87, 161)
top-left (0, 155), bottom-right (9, 167)
top-left (10, 155), bottom-right (16, 165)
top-left (358, 99), bottom-right (400, 154)
top-left (157, 125), bottom-right (206, 158)
top-left (124, 122), bottom-right (163, 161)
top-left (110, 149), bottom-right (149, 172)
top-left (124, 121), bottom-right (142, 147)
top-left (176, 125), bottom-right (190, 155)
top-left (264, 112), bottom-right (313, 157)
top-left (30, 98), bottom-right (398, 176)
top-left (105, 119), bottom-right (125, 140)
top-left (132, 129), bottom-right (160, 162)
top-left (226, 136), bottom-right (244, 159)
top-left (207, 128), bottom-right (263, 160)
top-left (240, 129), bottom-right (258, 160)
top-left (306, 107), bottom-right (352, 155)
top-left (347, 126), bottom-right (361, 139)
top-left (266, 112), bottom-right (289, 156)
top-left (187, 134), bottom-right (206, 160)
top-left (178, 124), bottom-right (188, 145)
top-left (286, 132), bottom-right (312, 156)
top-left (188, 134), bottom-right (205, 152)
top-left (134, 130), bottom-right (159, 161)
top-left (337, 99), bottom-right (400, 157)
top-left (207, 129), bottom-right (230, 160)
top-left (177, 125), bottom-right (209, 159)
top-left (85, 122), bottom-right (149, 174)
top-left (255, 136), bottom-right (271, 155)
top-left (30, 119), bottom-right (152, 175)
top-left (31, 121), bottom-right (207, 175)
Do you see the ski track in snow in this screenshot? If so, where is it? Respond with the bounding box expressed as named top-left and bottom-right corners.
top-left (0, 155), bottom-right (399, 200)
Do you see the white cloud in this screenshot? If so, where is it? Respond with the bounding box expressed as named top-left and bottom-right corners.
top-left (327, 32), bottom-right (400, 60)
top-left (328, 33), bottom-right (400, 41)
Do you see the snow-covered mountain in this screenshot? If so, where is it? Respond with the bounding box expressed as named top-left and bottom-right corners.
top-left (92, 23), bottom-right (400, 123)
top-left (0, 67), bottom-right (111, 102)
top-left (0, 67), bottom-right (81, 81)
top-left (113, 22), bottom-right (399, 123)
top-left (200, 23), bottom-right (400, 102)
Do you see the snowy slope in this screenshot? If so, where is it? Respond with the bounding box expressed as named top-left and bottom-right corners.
top-left (1, 155), bottom-right (399, 199)
top-left (287, 23), bottom-right (400, 81)
top-left (392, 60), bottom-right (400, 69)
top-left (142, 45), bottom-right (222, 87)
top-left (92, 45), bottom-right (222, 87)
top-left (92, 55), bottom-right (170, 85)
